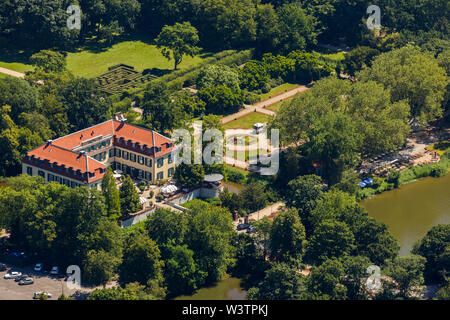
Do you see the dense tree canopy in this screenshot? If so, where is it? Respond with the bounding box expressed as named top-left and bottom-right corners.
top-left (358, 46), bottom-right (448, 124)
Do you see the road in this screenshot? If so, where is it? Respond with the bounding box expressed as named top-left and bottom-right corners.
top-left (0, 66), bottom-right (25, 78)
top-left (234, 202), bottom-right (285, 227)
top-left (221, 85), bottom-right (311, 125)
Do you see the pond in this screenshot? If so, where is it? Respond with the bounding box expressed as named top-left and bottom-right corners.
top-left (360, 173), bottom-right (450, 255)
top-left (223, 181), bottom-right (244, 194)
top-left (175, 276), bottom-right (247, 300)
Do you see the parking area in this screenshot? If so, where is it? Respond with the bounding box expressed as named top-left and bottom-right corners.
top-left (0, 263), bottom-right (81, 300)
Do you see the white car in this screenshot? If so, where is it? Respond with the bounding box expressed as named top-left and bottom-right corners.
top-left (4, 271), bottom-right (22, 279)
top-left (50, 266), bottom-right (59, 275)
top-left (33, 291), bottom-right (52, 299)
top-left (34, 263), bottom-right (43, 272)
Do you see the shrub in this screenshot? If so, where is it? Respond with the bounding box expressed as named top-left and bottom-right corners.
top-left (430, 165), bottom-right (446, 177)
top-left (243, 91), bottom-right (261, 104)
top-left (226, 167), bottom-right (245, 184)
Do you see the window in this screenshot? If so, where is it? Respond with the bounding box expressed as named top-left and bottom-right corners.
top-left (26, 166), bottom-right (33, 175)
top-left (157, 158), bottom-right (164, 168)
top-left (168, 167), bottom-right (174, 177)
top-left (145, 172), bottom-right (152, 181)
top-left (168, 154), bottom-right (173, 164)
top-left (38, 170), bottom-right (45, 178)
top-left (138, 155), bottom-right (144, 165)
top-left (117, 149), bottom-right (122, 158)
top-left (131, 153), bottom-right (136, 162)
top-left (109, 149), bottom-right (114, 158)
top-left (146, 158), bottom-right (152, 167)
top-left (157, 172), bottom-right (163, 180)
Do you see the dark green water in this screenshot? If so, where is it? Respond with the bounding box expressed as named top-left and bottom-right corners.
top-left (361, 174), bottom-right (450, 255)
top-left (175, 276), bottom-right (247, 300)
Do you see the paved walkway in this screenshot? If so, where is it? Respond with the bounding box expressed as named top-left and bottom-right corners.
top-left (234, 202), bottom-right (285, 226)
top-left (221, 85), bottom-right (311, 125)
top-left (0, 66), bottom-right (25, 78)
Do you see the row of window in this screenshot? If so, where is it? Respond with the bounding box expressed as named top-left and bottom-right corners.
top-left (113, 148), bottom-right (173, 167)
top-left (27, 167), bottom-right (83, 188)
top-left (82, 139), bottom-right (111, 153)
top-left (92, 151), bottom-right (107, 162)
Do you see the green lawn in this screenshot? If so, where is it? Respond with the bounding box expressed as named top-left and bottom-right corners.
top-left (258, 82), bottom-right (298, 101)
top-left (313, 50), bottom-right (346, 63)
top-left (0, 61), bottom-right (34, 73)
top-left (223, 112), bottom-right (272, 130)
top-left (66, 41), bottom-right (209, 78)
top-left (266, 96), bottom-right (294, 113)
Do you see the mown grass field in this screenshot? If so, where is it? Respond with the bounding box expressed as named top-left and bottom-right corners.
top-left (223, 112), bottom-right (272, 130)
top-left (258, 82), bottom-right (298, 101)
top-left (0, 61), bottom-right (34, 73)
top-left (266, 96), bottom-right (294, 113)
top-left (66, 41), bottom-right (210, 78)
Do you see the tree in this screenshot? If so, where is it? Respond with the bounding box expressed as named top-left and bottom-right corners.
top-left (358, 46), bottom-right (448, 124)
top-left (384, 254), bottom-right (427, 299)
top-left (342, 255), bottom-right (372, 300)
top-left (101, 167), bottom-right (121, 220)
top-left (306, 259), bottom-right (347, 300)
top-left (269, 208), bottom-right (306, 263)
top-left (255, 4), bottom-right (280, 53)
top-left (303, 111), bottom-right (361, 184)
top-left (119, 175), bottom-right (141, 215)
top-left (239, 182), bottom-right (268, 213)
top-left (234, 233), bottom-right (267, 278)
top-left (184, 201), bottom-right (235, 284)
top-left (30, 50), bottom-right (66, 73)
top-left (83, 249), bottom-right (121, 286)
top-left (219, 188), bottom-right (242, 213)
top-left (413, 224), bottom-right (450, 283)
top-left (174, 163), bottom-right (204, 188)
top-left (155, 21), bottom-right (200, 70)
top-left (162, 243), bottom-right (205, 297)
top-left (119, 232), bottom-right (165, 287)
top-left (198, 85), bottom-right (243, 115)
top-left (88, 282), bottom-right (161, 300)
top-left (0, 77), bottom-right (41, 121)
top-left (59, 77), bottom-right (109, 132)
top-left (287, 51), bottom-right (334, 82)
top-left (342, 46), bottom-right (380, 76)
top-left (248, 262), bottom-right (306, 300)
top-left (252, 217), bottom-right (273, 259)
top-left (285, 174), bottom-right (323, 234)
top-left (311, 189), bottom-right (399, 265)
top-left (239, 60), bottom-right (269, 91)
top-left (196, 64), bottom-right (240, 90)
top-left (275, 3), bottom-right (318, 54)
top-left (199, 0), bottom-right (257, 49)
top-left (306, 219), bottom-right (355, 264)
top-left (141, 81), bottom-right (187, 133)
top-left (146, 208), bottom-right (189, 246)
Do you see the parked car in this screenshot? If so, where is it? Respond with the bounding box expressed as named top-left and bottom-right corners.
top-left (34, 263), bottom-right (43, 272)
top-left (0, 263), bottom-right (7, 271)
top-left (4, 271), bottom-right (22, 279)
top-left (237, 223), bottom-right (250, 231)
top-left (19, 277), bottom-right (34, 285)
top-left (33, 291), bottom-right (52, 299)
top-left (15, 274), bottom-right (30, 282)
top-left (246, 225), bottom-right (256, 234)
top-left (50, 266), bottom-right (59, 275)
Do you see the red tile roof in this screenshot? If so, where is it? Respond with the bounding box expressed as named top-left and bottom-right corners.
top-left (23, 120), bottom-right (174, 184)
top-left (24, 144), bottom-right (106, 183)
top-left (52, 120), bottom-right (115, 150)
